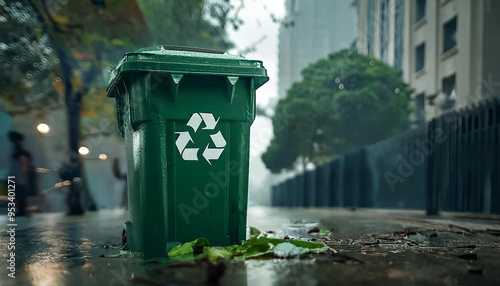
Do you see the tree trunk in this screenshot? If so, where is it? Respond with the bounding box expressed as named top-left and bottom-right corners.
top-left (27, 0), bottom-right (86, 215)
top-left (66, 94), bottom-right (85, 215)
top-left (55, 40), bottom-right (86, 215)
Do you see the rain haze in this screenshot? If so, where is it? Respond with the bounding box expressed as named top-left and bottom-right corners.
top-left (226, 0), bottom-right (286, 205)
top-left (1, 0), bottom-right (500, 285)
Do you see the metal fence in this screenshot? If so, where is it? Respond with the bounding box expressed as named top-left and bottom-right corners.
top-left (271, 98), bottom-right (500, 214)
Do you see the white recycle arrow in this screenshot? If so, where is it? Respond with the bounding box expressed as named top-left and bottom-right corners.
top-left (181, 148), bottom-right (199, 161)
top-left (202, 131), bottom-right (226, 165)
top-left (200, 113), bottom-right (219, 130)
top-left (186, 113), bottom-right (203, 132)
top-left (210, 131), bottom-right (226, 148)
top-left (202, 143), bottom-right (224, 165)
top-left (176, 112), bottom-right (225, 164)
top-left (175, 131), bottom-right (198, 161)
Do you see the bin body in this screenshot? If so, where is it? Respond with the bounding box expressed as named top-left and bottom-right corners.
top-left (107, 46), bottom-right (268, 257)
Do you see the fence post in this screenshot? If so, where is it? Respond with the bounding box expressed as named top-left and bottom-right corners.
top-left (472, 108), bottom-right (483, 212)
top-left (273, 183), bottom-right (279, 207)
top-left (278, 182), bottom-right (286, 207)
top-left (491, 99), bottom-right (500, 214)
top-left (343, 151), bottom-right (360, 208)
top-left (308, 169), bottom-right (318, 206)
top-left (297, 173), bottom-right (306, 207)
top-left (427, 118), bottom-right (439, 215)
top-left (331, 157), bottom-right (344, 206)
top-left (315, 164), bottom-right (330, 207)
top-left (358, 148), bottom-right (373, 207)
top-left (286, 178), bottom-right (294, 207)
top-left (448, 110), bottom-right (459, 211)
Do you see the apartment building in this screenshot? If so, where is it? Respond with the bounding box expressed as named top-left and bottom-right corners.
top-left (356, 0), bottom-right (500, 123)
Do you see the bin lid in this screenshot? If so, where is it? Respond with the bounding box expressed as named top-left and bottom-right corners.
top-left (107, 45), bottom-right (269, 97)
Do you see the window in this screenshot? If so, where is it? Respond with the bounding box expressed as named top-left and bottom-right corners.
top-left (366, 0), bottom-right (375, 55)
top-left (416, 0), bottom-right (426, 22)
top-left (442, 74), bottom-right (456, 97)
top-left (415, 43), bottom-right (425, 72)
top-left (443, 17), bottom-right (457, 53)
top-left (394, 0), bottom-right (405, 70)
top-left (380, 0), bottom-right (389, 63)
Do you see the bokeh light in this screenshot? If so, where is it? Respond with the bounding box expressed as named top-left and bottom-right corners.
top-left (36, 123), bottom-right (50, 134)
top-left (78, 146), bottom-right (90, 155)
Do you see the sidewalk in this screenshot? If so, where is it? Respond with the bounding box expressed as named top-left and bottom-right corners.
top-left (1, 207), bottom-right (499, 285)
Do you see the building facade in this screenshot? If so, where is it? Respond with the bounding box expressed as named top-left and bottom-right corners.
top-left (278, 0), bottom-right (357, 99)
top-left (357, 0), bottom-right (500, 123)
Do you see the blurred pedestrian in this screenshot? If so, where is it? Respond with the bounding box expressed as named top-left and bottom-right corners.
top-left (8, 131), bottom-right (37, 216)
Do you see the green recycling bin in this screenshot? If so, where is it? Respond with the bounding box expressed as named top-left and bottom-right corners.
top-left (106, 45), bottom-right (268, 257)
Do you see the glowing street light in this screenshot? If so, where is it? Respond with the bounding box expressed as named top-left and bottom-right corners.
top-left (37, 123), bottom-right (50, 134)
top-left (99, 153), bottom-right (108, 160)
top-left (79, 146), bottom-right (90, 156)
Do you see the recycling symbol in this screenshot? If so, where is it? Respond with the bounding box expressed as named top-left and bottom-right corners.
top-left (175, 112), bottom-right (226, 165)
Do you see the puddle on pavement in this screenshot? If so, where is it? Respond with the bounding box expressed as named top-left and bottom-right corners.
top-left (2, 208), bottom-right (500, 285)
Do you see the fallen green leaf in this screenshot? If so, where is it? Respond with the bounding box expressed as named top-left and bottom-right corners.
top-left (168, 238), bottom-right (209, 257)
top-left (255, 237), bottom-right (325, 250)
top-left (167, 236), bottom-right (327, 262)
top-left (318, 229), bottom-right (332, 236)
top-left (219, 244), bottom-right (246, 256)
top-left (249, 226), bottom-right (261, 238)
top-left (273, 242), bottom-right (310, 258)
top-left (241, 237), bottom-right (326, 258)
top-left (243, 237), bottom-right (273, 258)
top-left (203, 247), bottom-right (233, 261)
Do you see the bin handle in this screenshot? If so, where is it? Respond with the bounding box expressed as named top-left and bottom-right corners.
top-left (162, 45), bottom-right (225, 54)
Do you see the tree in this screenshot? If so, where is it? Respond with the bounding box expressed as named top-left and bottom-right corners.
top-left (27, 0), bottom-right (150, 214)
top-left (262, 49), bottom-right (414, 173)
top-left (0, 1), bottom-right (60, 115)
top-left (1, 0), bottom-right (234, 214)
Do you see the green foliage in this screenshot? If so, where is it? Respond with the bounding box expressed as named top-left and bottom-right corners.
top-left (1, 0), bottom-right (234, 134)
top-left (0, 0), bottom-right (149, 122)
top-left (0, 1), bottom-right (60, 113)
top-left (262, 50), bottom-right (413, 173)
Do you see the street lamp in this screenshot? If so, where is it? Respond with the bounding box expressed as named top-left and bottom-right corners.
top-left (79, 146), bottom-right (90, 156)
top-left (37, 123), bottom-right (50, 134)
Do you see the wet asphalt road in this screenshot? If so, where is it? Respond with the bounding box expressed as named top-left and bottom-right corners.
top-left (1, 207), bottom-right (500, 285)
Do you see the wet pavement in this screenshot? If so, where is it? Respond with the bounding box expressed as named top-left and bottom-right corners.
top-left (1, 207), bottom-right (500, 285)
